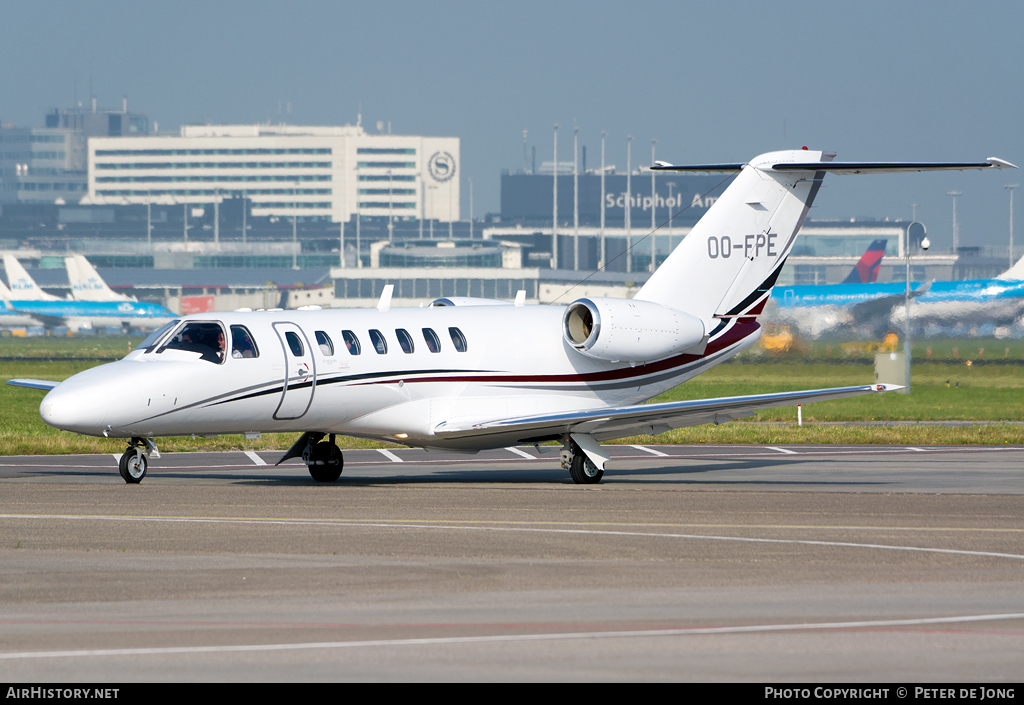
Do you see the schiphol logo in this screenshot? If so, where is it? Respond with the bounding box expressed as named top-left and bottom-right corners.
top-left (428, 151), bottom-right (456, 183)
top-left (604, 192), bottom-right (718, 211)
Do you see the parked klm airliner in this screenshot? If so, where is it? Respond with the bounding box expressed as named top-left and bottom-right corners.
top-left (770, 249), bottom-right (1024, 338)
top-left (8, 150), bottom-right (1015, 484)
top-left (1, 254), bottom-right (174, 332)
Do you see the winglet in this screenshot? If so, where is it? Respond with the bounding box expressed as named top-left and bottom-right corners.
top-left (987, 157), bottom-right (1018, 169)
top-left (377, 284), bottom-right (394, 312)
top-left (514, 289), bottom-right (526, 306)
top-left (874, 383), bottom-right (905, 392)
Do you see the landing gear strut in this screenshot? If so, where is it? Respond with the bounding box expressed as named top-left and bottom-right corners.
top-left (118, 437), bottom-right (158, 484)
top-left (561, 438), bottom-right (603, 485)
top-left (301, 432), bottom-right (344, 482)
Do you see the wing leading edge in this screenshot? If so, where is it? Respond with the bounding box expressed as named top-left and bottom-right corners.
top-left (434, 383), bottom-right (901, 445)
top-left (6, 379), bottom-right (60, 391)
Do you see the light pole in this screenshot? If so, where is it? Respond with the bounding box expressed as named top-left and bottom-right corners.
top-left (573, 125), bottom-right (579, 271)
top-left (666, 181), bottom-right (676, 240)
top-left (468, 177), bottom-right (473, 240)
top-left (904, 222), bottom-right (930, 395)
top-left (418, 174), bottom-right (424, 240)
top-left (1006, 184), bottom-right (1019, 268)
top-left (387, 170), bottom-right (394, 243)
top-left (213, 187), bottom-right (220, 247)
top-left (183, 202), bottom-right (188, 244)
top-left (552, 123), bottom-right (559, 269)
top-left (650, 138), bottom-right (657, 271)
top-left (599, 131), bottom-right (607, 269)
top-left (355, 165), bottom-right (362, 268)
top-left (292, 182), bottom-right (299, 269)
top-left (947, 191), bottom-right (962, 254)
top-left (146, 202), bottom-right (152, 249)
top-left (626, 135), bottom-right (633, 273)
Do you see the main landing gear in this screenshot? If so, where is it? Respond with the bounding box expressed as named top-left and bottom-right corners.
top-left (561, 438), bottom-right (603, 485)
top-left (118, 437), bottom-right (159, 484)
top-left (278, 432), bottom-right (344, 482)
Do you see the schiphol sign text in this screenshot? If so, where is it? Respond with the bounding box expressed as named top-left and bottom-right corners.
top-left (605, 192), bottom-right (718, 212)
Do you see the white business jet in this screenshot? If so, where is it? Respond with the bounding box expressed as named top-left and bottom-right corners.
top-left (8, 150), bottom-right (1015, 484)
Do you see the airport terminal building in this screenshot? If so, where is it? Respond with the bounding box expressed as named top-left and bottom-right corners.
top-left (85, 123), bottom-right (460, 225)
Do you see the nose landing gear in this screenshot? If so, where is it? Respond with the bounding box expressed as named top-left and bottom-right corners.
top-left (118, 437), bottom-right (159, 483)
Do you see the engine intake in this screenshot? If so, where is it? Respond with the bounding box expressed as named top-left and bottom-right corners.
top-left (562, 297), bottom-right (707, 363)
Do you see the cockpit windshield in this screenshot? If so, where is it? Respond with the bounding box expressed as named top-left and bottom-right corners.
top-left (158, 321), bottom-right (227, 363)
top-left (137, 319), bottom-right (180, 353)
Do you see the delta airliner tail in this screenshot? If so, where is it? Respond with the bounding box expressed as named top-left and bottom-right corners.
top-left (842, 239), bottom-right (888, 284)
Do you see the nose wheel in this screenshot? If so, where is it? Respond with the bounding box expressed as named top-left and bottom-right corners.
top-left (118, 437), bottom-right (158, 483)
top-left (118, 445), bottom-right (148, 483)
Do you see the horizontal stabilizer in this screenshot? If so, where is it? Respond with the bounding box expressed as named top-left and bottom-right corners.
top-left (6, 379), bottom-right (60, 391)
top-left (652, 157), bottom-right (1017, 174)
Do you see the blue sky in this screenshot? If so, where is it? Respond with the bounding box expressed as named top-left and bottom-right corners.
top-left (2, 1), bottom-right (1021, 251)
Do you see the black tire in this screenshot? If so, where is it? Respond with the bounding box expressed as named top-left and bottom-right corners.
top-left (569, 452), bottom-right (603, 485)
top-left (307, 441), bottom-right (343, 482)
top-left (118, 448), bottom-right (147, 484)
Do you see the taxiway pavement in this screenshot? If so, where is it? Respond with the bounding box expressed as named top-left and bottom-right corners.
top-left (1, 444), bottom-right (1022, 681)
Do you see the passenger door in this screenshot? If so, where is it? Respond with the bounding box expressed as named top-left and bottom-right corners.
top-left (273, 322), bottom-right (315, 420)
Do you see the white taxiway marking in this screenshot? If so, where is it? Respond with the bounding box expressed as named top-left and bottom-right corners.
top-left (1, 612), bottom-right (1021, 661)
top-left (376, 449), bottom-right (403, 463)
top-left (505, 447), bottom-right (535, 460)
top-left (3, 514), bottom-right (1023, 562)
top-left (244, 451), bottom-right (266, 466)
top-left (908, 447), bottom-right (926, 452)
top-left (111, 454), bottom-right (121, 465)
top-left (630, 445), bottom-right (668, 457)
top-left (767, 446), bottom-right (799, 455)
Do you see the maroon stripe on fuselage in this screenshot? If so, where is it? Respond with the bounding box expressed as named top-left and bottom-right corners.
top-left (348, 319), bottom-right (759, 387)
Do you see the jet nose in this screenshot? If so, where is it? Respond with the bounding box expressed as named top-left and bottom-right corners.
top-left (41, 384), bottom-right (108, 435)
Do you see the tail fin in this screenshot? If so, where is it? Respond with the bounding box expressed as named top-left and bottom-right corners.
top-left (841, 239), bottom-right (888, 283)
top-left (637, 152), bottom-right (1014, 323)
top-left (996, 253), bottom-right (1024, 281)
top-left (65, 254), bottom-right (132, 302)
top-left (637, 150), bottom-right (832, 321)
top-left (2, 254), bottom-right (60, 301)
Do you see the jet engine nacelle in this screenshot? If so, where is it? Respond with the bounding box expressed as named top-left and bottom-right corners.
top-left (562, 297), bottom-right (707, 363)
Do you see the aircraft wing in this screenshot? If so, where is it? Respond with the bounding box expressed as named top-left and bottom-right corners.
top-left (434, 383), bottom-right (899, 444)
top-left (6, 379), bottom-right (60, 391)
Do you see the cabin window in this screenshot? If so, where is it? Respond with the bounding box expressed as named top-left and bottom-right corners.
top-left (449, 326), bottom-right (468, 353)
top-left (342, 330), bottom-right (361, 355)
top-left (160, 321), bottom-right (226, 364)
top-left (369, 329), bottom-right (388, 355)
top-left (230, 325), bottom-right (259, 358)
top-left (422, 328), bottom-right (441, 353)
top-left (396, 328), bottom-right (415, 354)
top-left (285, 331), bottom-right (304, 357)
top-left (315, 330), bottom-right (334, 356)
top-left (137, 319), bottom-right (179, 353)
